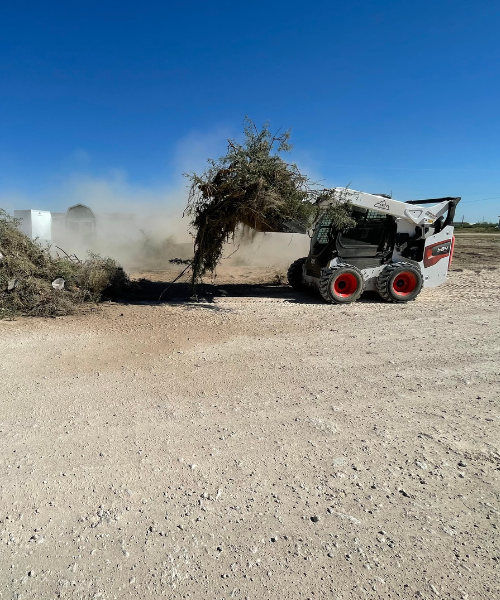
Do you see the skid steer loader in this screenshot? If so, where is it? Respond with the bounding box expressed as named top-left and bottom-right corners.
top-left (287, 189), bottom-right (460, 304)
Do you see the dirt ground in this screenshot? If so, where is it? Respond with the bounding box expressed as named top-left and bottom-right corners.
top-left (1, 234), bottom-right (499, 599)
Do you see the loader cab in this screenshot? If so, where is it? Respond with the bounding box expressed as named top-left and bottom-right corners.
top-left (306, 208), bottom-right (396, 276)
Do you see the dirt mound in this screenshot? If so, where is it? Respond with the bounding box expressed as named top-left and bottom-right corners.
top-left (0, 209), bottom-right (128, 317)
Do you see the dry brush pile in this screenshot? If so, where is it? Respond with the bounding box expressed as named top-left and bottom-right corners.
top-left (184, 118), bottom-right (355, 287)
top-left (0, 210), bottom-right (129, 318)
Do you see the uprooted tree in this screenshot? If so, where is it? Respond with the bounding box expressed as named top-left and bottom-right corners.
top-left (184, 118), bottom-right (355, 287)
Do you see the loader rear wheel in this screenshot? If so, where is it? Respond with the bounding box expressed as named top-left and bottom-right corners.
top-left (376, 262), bottom-right (423, 303)
top-left (287, 257), bottom-right (307, 290)
top-left (319, 264), bottom-right (364, 304)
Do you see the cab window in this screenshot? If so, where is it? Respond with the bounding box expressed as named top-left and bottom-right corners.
top-left (340, 209), bottom-right (387, 247)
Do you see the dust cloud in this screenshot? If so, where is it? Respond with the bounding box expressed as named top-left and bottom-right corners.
top-left (53, 210), bottom-right (193, 271)
top-left (52, 206), bottom-right (310, 275)
top-left (224, 230), bottom-right (310, 269)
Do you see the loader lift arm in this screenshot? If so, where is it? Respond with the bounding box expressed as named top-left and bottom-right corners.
top-left (317, 188), bottom-right (460, 228)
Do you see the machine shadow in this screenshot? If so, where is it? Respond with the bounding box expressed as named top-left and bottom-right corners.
top-left (119, 278), bottom-right (382, 307)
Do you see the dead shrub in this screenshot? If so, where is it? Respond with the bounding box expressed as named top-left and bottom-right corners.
top-left (0, 210), bottom-right (129, 318)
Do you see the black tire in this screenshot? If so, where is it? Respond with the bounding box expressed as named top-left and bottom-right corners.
top-left (376, 262), bottom-right (423, 303)
top-left (287, 257), bottom-right (307, 290)
top-left (319, 263), bottom-right (364, 304)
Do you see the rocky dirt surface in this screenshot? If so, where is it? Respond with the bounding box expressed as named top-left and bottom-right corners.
top-left (1, 234), bottom-right (499, 599)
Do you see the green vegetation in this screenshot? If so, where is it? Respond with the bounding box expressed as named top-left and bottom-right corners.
top-left (0, 210), bottom-right (129, 318)
top-left (454, 222), bottom-right (499, 233)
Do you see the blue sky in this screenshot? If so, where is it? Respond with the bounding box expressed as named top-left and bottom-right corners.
top-left (1, 0), bottom-right (499, 222)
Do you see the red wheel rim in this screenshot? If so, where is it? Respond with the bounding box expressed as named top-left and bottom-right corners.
top-left (392, 271), bottom-right (417, 296)
top-left (332, 273), bottom-right (358, 298)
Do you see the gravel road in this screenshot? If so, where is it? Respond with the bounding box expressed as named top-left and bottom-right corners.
top-left (1, 236), bottom-right (499, 599)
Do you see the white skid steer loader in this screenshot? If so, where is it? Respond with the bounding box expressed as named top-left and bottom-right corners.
top-left (287, 189), bottom-right (460, 304)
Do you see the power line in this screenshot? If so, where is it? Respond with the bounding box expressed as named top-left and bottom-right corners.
top-left (329, 164), bottom-right (500, 173)
top-left (459, 192), bottom-right (500, 196)
top-left (461, 196), bottom-right (500, 204)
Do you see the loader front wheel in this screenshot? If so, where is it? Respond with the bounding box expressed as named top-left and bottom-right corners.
top-left (319, 264), bottom-right (364, 304)
top-left (376, 262), bottom-right (423, 303)
top-left (287, 257), bottom-right (307, 290)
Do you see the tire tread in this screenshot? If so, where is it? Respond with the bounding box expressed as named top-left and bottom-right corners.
top-left (376, 262), bottom-right (423, 303)
top-left (287, 257), bottom-right (307, 290)
top-left (319, 263), bottom-right (364, 304)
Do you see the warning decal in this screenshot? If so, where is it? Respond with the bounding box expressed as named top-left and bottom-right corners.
top-left (374, 199), bottom-right (390, 210)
